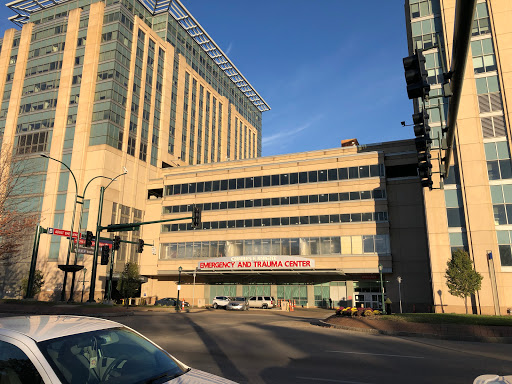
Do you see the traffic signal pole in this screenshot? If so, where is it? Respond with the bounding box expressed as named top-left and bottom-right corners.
top-left (106, 248), bottom-right (115, 302)
top-left (25, 224), bottom-right (47, 299)
top-left (88, 186), bottom-right (105, 302)
top-left (443, 0), bottom-right (477, 178)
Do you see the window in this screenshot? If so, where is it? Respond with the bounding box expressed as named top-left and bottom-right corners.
top-left (449, 232), bottom-right (468, 253)
top-left (411, 17), bottom-right (442, 50)
top-left (472, 2), bottom-right (490, 36)
top-left (485, 141), bottom-right (512, 180)
top-left (471, 38), bottom-right (496, 74)
top-left (447, 207), bottom-right (465, 227)
top-left (424, 51), bottom-right (444, 84)
top-left (0, 341), bottom-right (43, 383)
top-left (476, 75), bottom-right (500, 95)
top-left (497, 231), bottom-right (512, 266)
top-left (328, 168), bottom-right (338, 181)
top-left (481, 115), bottom-right (506, 138)
top-left (491, 184), bottom-right (512, 225)
top-left (409, 0), bottom-right (439, 19)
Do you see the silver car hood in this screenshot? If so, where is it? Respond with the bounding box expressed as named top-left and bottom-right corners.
top-left (169, 368), bottom-right (238, 383)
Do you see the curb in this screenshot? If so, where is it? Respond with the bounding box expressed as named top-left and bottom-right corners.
top-left (317, 320), bottom-right (512, 344)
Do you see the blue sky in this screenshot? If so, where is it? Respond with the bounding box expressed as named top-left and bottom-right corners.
top-left (0, 1), bottom-right (414, 157)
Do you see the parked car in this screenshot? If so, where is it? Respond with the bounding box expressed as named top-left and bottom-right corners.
top-left (0, 315), bottom-right (238, 384)
top-left (248, 296), bottom-right (275, 309)
top-left (212, 296), bottom-right (231, 309)
top-left (155, 297), bottom-right (190, 307)
top-left (226, 297), bottom-right (249, 311)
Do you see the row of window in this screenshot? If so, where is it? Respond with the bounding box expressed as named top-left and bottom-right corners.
top-left (28, 41), bottom-right (65, 59)
top-left (164, 164), bottom-right (384, 196)
top-left (162, 212), bottom-right (388, 233)
top-left (23, 78), bottom-right (59, 95)
top-left (162, 189), bottom-right (386, 214)
top-left (19, 99), bottom-right (57, 115)
top-left (160, 234), bottom-right (390, 260)
top-left (25, 60), bottom-right (63, 78)
top-left (16, 118), bottom-right (54, 133)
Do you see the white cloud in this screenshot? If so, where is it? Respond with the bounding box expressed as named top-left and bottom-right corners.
top-left (263, 115), bottom-right (324, 146)
top-left (225, 42), bottom-right (233, 55)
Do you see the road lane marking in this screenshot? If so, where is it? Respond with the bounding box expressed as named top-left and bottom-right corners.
top-left (326, 351), bottom-right (424, 359)
top-left (297, 377), bottom-right (374, 384)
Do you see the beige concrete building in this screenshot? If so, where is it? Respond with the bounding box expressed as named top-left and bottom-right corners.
top-left (406, 0), bottom-right (512, 314)
top-left (138, 141), bottom-right (431, 311)
top-left (0, 0), bottom-right (267, 300)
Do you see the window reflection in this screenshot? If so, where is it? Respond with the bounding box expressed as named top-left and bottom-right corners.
top-left (160, 235), bottom-right (390, 260)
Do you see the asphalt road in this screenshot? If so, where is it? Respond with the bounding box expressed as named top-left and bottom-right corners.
top-left (104, 308), bottom-right (512, 384)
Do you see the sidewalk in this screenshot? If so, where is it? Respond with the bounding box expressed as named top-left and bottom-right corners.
top-left (0, 300), bottom-right (215, 317)
top-left (321, 315), bottom-right (512, 343)
top-left (0, 301), bottom-right (135, 317)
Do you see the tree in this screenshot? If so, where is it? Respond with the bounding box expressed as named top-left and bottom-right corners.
top-left (445, 249), bottom-right (483, 314)
top-left (118, 262), bottom-right (140, 306)
top-left (21, 270), bottom-right (44, 298)
top-left (0, 148), bottom-right (38, 262)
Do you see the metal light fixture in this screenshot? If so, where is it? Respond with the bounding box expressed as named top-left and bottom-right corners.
top-left (176, 266), bottom-right (182, 310)
top-left (378, 264), bottom-right (385, 315)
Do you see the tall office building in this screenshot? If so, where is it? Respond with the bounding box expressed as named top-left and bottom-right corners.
top-left (0, 0), bottom-right (269, 298)
top-left (405, 0), bottom-right (511, 314)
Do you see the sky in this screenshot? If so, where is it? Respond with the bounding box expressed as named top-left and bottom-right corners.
top-left (0, 0), bottom-right (414, 157)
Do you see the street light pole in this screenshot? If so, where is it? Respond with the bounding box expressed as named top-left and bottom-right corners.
top-left (81, 268), bottom-right (87, 303)
top-left (176, 266), bottom-right (182, 310)
top-left (41, 154), bottom-right (78, 302)
top-left (88, 170), bottom-right (127, 303)
top-left (397, 276), bottom-right (403, 314)
top-left (69, 175), bottom-right (121, 302)
top-left (378, 264), bottom-right (386, 315)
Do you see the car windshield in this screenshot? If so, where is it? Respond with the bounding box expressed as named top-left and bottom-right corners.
top-left (232, 297), bottom-right (246, 301)
top-left (38, 327), bottom-right (186, 384)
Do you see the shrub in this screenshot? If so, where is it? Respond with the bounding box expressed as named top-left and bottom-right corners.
top-left (335, 307), bottom-right (344, 316)
top-left (364, 309), bottom-right (374, 317)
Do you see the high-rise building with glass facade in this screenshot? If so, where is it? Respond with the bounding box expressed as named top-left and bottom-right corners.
top-left (405, 0), bottom-right (512, 314)
top-left (0, 0), bottom-right (269, 298)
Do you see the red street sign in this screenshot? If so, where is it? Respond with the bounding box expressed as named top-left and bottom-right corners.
top-left (48, 227), bottom-right (80, 239)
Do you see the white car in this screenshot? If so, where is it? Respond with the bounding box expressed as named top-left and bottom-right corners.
top-left (0, 315), bottom-right (238, 384)
top-left (248, 296), bottom-right (275, 309)
top-left (212, 296), bottom-right (231, 309)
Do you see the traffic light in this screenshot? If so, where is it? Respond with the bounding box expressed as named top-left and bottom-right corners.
top-left (113, 235), bottom-right (121, 251)
top-left (85, 231), bottom-right (94, 247)
top-left (192, 206), bottom-right (201, 228)
top-left (101, 245), bottom-right (110, 265)
top-left (412, 111), bottom-right (433, 189)
top-left (137, 239), bottom-right (144, 253)
top-left (403, 50), bottom-right (430, 100)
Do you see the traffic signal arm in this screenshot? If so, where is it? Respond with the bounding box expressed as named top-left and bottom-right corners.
top-left (105, 216), bottom-right (192, 232)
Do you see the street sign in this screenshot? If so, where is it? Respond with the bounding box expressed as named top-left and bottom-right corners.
top-left (48, 227), bottom-right (80, 239)
top-left (73, 240), bottom-right (112, 255)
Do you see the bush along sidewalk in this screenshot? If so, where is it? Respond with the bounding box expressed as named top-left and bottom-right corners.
top-left (334, 306), bottom-right (381, 317)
